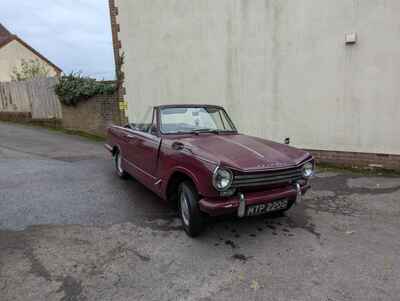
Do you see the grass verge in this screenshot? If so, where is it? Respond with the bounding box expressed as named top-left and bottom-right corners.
top-left (46, 127), bottom-right (105, 142)
top-left (0, 120), bottom-right (105, 142)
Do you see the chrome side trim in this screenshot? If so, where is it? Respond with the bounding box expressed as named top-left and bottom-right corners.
top-left (238, 193), bottom-right (246, 218)
top-left (124, 158), bottom-right (157, 180)
top-left (104, 144), bottom-right (113, 152)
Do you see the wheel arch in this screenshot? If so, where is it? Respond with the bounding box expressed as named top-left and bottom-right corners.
top-left (165, 169), bottom-right (199, 208)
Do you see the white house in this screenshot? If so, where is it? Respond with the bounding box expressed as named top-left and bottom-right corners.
top-left (0, 23), bottom-right (61, 82)
top-left (109, 0), bottom-right (400, 170)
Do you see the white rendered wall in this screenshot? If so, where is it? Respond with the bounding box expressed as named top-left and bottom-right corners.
top-left (115, 0), bottom-right (400, 155)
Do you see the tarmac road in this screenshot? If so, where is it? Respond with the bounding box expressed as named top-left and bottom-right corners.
top-left (1, 121), bottom-right (400, 301)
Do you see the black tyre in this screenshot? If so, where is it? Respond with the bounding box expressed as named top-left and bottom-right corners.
top-left (178, 181), bottom-right (205, 237)
top-left (114, 150), bottom-right (129, 179)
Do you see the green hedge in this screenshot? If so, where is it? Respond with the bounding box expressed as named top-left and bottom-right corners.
top-left (55, 73), bottom-right (117, 106)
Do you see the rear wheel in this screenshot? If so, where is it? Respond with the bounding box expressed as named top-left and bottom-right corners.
top-left (178, 181), bottom-right (205, 237)
top-left (114, 150), bottom-right (128, 179)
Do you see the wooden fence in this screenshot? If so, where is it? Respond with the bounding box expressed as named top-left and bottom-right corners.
top-left (0, 77), bottom-right (62, 119)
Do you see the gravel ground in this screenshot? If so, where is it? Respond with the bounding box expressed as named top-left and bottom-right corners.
top-left (1, 122), bottom-right (400, 301)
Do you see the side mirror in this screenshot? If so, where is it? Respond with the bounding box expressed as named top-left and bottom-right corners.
top-left (284, 138), bottom-right (290, 145)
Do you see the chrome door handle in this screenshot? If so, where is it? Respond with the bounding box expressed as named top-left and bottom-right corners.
top-left (126, 134), bottom-right (135, 139)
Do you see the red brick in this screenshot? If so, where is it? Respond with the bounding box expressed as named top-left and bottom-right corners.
top-left (306, 149), bottom-right (400, 171)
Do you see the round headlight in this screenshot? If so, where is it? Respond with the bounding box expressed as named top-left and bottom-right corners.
top-left (302, 162), bottom-right (314, 178)
top-left (213, 167), bottom-right (233, 191)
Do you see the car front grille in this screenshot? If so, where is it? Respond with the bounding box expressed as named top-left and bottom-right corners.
top-left (232, 167), bottom-right (303, 188)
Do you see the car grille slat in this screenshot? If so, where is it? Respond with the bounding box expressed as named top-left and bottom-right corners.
top-left (232, 167), bottom-right (303, 188)
top-left (234, 172), bottom-right (303, 185)
top-left (234, 169), bottom-right (301, 180)
top-left (232, 176), bottom-right (303, 188)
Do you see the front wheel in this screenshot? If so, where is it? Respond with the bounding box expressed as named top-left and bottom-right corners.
top-left (178, 181), bottom-right (205, 237)
top-left (114, 150), bottom-right (129, 179)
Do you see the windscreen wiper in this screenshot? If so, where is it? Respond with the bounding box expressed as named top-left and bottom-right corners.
top-left (192, 129), bottom-right (220, 134)
top-left (168, 129), bottom-right (221, 135)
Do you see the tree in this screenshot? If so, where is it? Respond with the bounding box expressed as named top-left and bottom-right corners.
top-left (11, 59), bottom-right (51, 81)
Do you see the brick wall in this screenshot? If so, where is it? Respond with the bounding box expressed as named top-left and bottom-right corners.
top-left (108, 0), bottom-right (128, 126)
top-left (308, 149), bottom-right (400, 171)
top-left (61, 93), bottom-right (124, 137)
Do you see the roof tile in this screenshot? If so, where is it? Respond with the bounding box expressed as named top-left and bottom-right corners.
top-left (0, 23), bottom-right (11, 37)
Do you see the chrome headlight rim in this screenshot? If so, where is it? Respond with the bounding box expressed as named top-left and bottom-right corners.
top-left (212, 166), bottom-right (233, 191)
top-left (302, 161), bottom-right (315, 178)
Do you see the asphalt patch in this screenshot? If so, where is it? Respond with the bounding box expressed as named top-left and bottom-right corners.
top-left (231, 254), bottom-right (251, 262)
top-left (57, 276), bottom-right (85, 301)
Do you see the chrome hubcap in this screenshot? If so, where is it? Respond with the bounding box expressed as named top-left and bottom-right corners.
top-left (180, 192), bottom-right (190, 226)
top-left (117, 153), bottom-right (123, 174)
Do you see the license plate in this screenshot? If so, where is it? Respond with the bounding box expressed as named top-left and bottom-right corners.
top-left (246, 199), bottom-right (288, 216)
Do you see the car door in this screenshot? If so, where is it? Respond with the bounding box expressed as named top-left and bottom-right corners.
top-left (122, 129), bottom-right (139, 166)
top-left (128, 108), bottom-right (161, 186)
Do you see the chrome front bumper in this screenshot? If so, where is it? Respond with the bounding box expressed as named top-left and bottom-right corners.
top-left (237, 183), bottom-right (303, 218)
top-left (238, 193), bottom-right (246, 218)
top-left (294, 183), bottom-right (302, 205)
top-left (104, 143), bottom-right (113, 152)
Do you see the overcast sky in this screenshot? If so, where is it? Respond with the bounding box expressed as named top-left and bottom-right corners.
top-left (1, 0), bottom-right (115, 79)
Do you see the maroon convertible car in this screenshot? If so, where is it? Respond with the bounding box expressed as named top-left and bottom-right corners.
top-left (105, 105), bottom-right (314, 237)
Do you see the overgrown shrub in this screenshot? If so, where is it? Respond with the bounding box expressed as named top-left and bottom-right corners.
top-left (54, 72), bottom-right (117, 106)
top-left (11, 59), bottom-right (51, 81)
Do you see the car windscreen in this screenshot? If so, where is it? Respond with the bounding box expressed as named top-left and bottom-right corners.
top-left (160, 107), bottom-right (236, 134)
